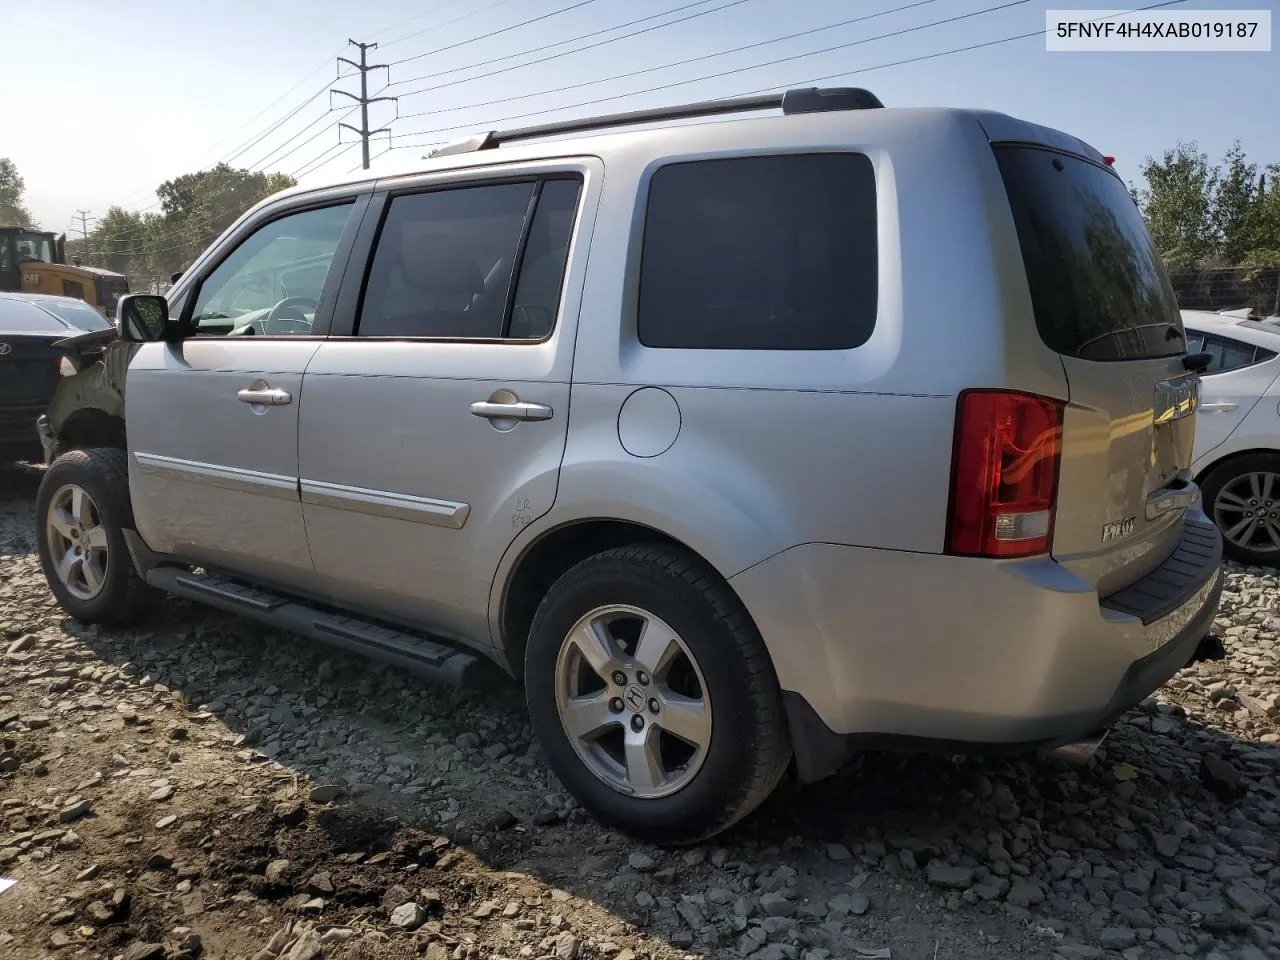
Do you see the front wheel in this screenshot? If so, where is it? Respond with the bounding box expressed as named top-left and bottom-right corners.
top-left (35, 447), bottom-right (154, 625)
top-left (1202, 453), bottom-right (1280, 566)
top-left (524, 544), bottom-right (791, 846)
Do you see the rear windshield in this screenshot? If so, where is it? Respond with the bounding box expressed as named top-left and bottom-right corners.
top-left (994, 145), bottom-right (1184, 361)
top-left (37, 298), bottom-right (112, 332)
top-left (0, 296), bottom-right (70, 333)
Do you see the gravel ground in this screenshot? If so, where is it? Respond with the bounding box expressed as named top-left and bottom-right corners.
top-left (1, 461), bottom-right (1279, 960)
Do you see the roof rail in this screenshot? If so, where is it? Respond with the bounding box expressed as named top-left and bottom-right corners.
top-left (426, 86), bottom-right (883, 159)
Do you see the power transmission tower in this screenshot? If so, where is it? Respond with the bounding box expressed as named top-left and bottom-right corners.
top-left (72, 209), bottom-right (97, 265)
top-left (332, 40), bottom-right (397, 171)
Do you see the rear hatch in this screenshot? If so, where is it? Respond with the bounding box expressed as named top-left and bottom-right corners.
top-left (993, 143), bottom-right (1198, 595)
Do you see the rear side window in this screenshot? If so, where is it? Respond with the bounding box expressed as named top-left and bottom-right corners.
top-left (637, 153), bottom-right (878, 350)
top-left (358, 176), bottom-right (582, 340)
top-left (1185, 330), bottom-right (1277, 374)
top-left (995, 145), bottom-right (1184, 361)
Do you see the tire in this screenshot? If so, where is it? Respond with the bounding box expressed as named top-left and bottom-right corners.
top-left (524, 543), bottom-right (791, 845)
top-left (1201, 452), bottom-right (1280, 566)
top-left (35, 447), bottom-right (154, 626)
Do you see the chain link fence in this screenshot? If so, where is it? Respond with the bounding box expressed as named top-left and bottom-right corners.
top-left (1170, 264), bottom-right (1280, 317)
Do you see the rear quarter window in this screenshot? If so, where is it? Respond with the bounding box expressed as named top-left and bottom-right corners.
top-left (637, 152), bottom-right (878, 350)
top-left (995, 145), bottom-right (1184, 362)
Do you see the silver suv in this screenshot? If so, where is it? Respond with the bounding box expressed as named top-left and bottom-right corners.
top-left (34, 87), bottom-right (1224, 845)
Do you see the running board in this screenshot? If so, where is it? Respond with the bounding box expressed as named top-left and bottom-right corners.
top-left (146, 568), bottom-right (480, 686)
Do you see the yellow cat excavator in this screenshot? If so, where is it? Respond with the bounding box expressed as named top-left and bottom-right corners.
top-left (0, 227), bottom-right (129, 318)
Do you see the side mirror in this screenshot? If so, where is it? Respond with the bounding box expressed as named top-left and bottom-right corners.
top-left (117, 294), bottom-right (178, 343)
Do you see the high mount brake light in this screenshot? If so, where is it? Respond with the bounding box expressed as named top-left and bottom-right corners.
top-left (945, 390), bottom-right (1065, 559)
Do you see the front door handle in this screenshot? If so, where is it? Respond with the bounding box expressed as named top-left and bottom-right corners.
top-left (470, 400), bottom-right (553, 422)
top-left (237, 387), bottom-right (292, 406)
top-left (1199, 402), bottom-right (1238, 413)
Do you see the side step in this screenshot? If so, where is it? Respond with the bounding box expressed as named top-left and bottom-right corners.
top-left (146, 568), bottom-right (481, 686)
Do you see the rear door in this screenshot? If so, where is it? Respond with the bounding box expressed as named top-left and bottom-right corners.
top-left (297, 162), bottom-right (597, 648)
top-left (994, 144), bottom-right (1200, 595)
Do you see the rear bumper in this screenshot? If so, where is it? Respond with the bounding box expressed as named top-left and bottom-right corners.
top-left (730, 514), bottom-right (1224, 782)
top-left (0, 405), bottom-right (44, 454)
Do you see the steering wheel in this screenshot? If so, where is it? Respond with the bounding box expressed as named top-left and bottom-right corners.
top-left (263, 296), bottom-right (317, 335)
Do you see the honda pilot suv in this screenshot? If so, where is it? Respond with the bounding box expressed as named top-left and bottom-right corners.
top-left (34, 87), bottom-right (1223, 844)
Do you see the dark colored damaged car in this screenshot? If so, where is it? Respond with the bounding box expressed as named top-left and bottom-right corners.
top-left (0, 292), bottom-right (122, 464)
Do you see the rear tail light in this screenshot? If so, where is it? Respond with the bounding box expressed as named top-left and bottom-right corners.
top-left (945, 389), bottom-right (1065, 558)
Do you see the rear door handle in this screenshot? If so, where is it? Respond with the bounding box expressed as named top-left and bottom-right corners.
top-left (237, 387), bottom-right (292, 406)
top-left (1199, 402), bottom-right (1238, 413)
top-left (470, 400), bottom-right (553, 422)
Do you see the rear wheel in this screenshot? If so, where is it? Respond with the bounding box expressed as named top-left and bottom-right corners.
top-left (1201, 452), bottom-right (1280, 566)
top-left (524, 544), bottom-right (791, 846)
top-left (35, 447), bottom-right (154, 625)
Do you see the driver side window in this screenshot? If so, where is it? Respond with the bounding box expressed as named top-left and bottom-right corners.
top-left (188, 202), bottom-right (354, 338)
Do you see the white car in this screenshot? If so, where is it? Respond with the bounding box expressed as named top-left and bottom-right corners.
top-left (1185, 309), bottom-right (1280, 565)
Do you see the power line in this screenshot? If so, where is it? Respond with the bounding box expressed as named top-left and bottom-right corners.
top-left (386, 0), bottom-right (601, 68)
top-left (387, 0), bottom-right (752, 100)
top-left (378, 0), bottom-right (521, 50)
top-left (368, 0), bottom-right (483, 40)
top-left (386, 0), bottom-right (1032, 138)
top-left (396, 0), bottom-right (948, 121)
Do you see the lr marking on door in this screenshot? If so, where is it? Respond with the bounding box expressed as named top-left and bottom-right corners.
top-left (1101, 516), bottom-right (1136, 543)
top-left (512, 496), bottom-right (533, 530)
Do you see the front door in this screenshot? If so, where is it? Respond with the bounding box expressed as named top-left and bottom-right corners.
top-left (127, 198), bottom-right (362, 589)
top-left (298, 166), bottom-right (596, 647)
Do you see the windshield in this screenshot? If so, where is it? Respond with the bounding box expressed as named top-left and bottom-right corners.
top-left (995, 145), bottom-right (1184, 362)
top-left (37, 298), bottom-right (112, 332)
top-left (14, 232), bottom-right (56, 264)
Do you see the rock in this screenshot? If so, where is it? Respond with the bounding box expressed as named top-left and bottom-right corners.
top-left (148, 784), bottom-right (175, 802)
top-left (1054, 947), bottom-right (1103, 960)
top-left (6, 634), bottom-right (36, 655)
top-left (760, 891), bottom-right (795, 917)
top-left (473, 900), bottom-right (498, 918)
top-left (554, 933), bottom-right (581, 960)
top-left (86, 901), bottom-right (116, 924)
top-left (156, 815), bottom-right (178, 829)
top-left (926, 863), bottom-right (974, 889)
top-left (826, 892), bottom-right (870, 917)
top-left (269, 702), bottom-right (296, 726)
top-left (123, 945), bottom-right (166, 960)
top-left (308, 784), bottom-right (345, 804)
top-left (1006, 878), bottom-right (1044, 907)
top-left (628, 852), bottom-right (656, 872)
top-left (306, 872), bottom-right (334, 896)
top-left (826, 843), bottom-right (852, 862)
top-left (1200, 755), bottom-right (1247, 801)
top-left (264, 859), bottom-right (291, 883)
top-left (390, 902), bottom-right (427, 930)
top-left (1226, 882), bottom-right (1274, 918)
top-left (168, 727), bottom-right (188, 741)
top-left (76, 864), bottom-right (102, 882)
top-left (1099, 927), bottom-right (1137, 951)
top-left (59, 798), bottom-right (92, 822)
top-left (1152, 928), bottom-right (1184, 953)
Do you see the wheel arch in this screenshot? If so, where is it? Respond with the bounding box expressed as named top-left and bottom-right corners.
top-left (493, 517), bottom-right (773, 680)
top-left (1195, 446), bottom-right (1280, 487)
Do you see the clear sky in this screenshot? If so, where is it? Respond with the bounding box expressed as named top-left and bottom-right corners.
top-left (2, 0), bottom-right (1276, 234)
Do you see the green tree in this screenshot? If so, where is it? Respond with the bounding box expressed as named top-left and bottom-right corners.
top-left (1212, 142), bottom-right (1259, 264)
top-left (1134, 141), bottom-right (1216, 268)
top-left (1241, 165), bottom-right (1280, 266)
top-left (0, 157), bottom-right (37, 229)
top-left (89, 163), bottom-right (295, 285)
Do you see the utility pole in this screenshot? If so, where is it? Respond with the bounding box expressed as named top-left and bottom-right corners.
top-left (332, 40), bottom-right (397, 171)
top-left (72, 209), bottom-right (96, 265)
